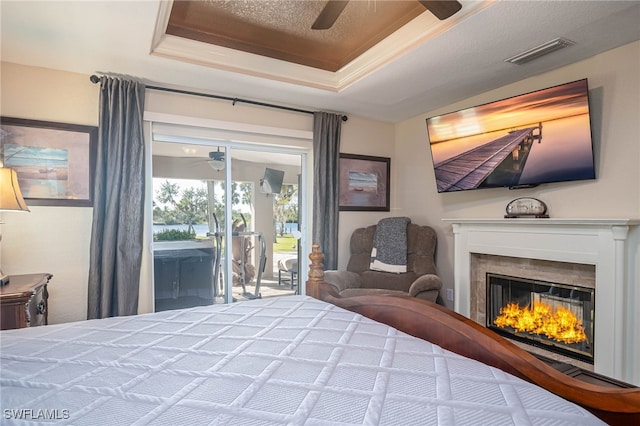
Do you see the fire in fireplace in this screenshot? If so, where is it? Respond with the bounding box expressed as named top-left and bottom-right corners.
top-left (486, 273), bottom-right (594, 364)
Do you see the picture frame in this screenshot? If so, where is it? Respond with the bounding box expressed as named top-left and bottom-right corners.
top-left (339, 153), bottom-right (390, 211)
top-left (0, 117), bottom-right (97, 207)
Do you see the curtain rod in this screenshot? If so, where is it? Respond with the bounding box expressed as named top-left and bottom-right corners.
top-left (89, 75), bottom-right (347, 121)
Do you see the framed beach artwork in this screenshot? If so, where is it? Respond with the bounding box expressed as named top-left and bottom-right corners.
top-left (0, 117), bottom-right (97, 206)
top-left (339, 153), bottom-right (390, 211)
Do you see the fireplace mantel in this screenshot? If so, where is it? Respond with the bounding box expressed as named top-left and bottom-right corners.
top-left (443, 218), bottom-right (640, 385)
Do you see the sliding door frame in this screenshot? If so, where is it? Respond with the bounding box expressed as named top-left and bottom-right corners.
top-left (143, 113), bottom-right (312, 308)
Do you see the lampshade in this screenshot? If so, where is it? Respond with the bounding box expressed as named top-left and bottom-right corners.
top-left (0, 167), bottom-right (30, 212)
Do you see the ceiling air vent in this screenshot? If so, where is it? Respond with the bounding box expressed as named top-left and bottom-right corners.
top-left (505, 37), bottom-right (575, 65)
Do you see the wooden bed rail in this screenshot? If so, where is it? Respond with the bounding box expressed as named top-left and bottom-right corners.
top-left (306, 245), bottom-right (640, 425)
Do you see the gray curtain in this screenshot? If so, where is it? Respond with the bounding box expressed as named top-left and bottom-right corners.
top-left (88, 77), bottom-right (145, 319)
top-left (312, 112), bottom-right (342, 270)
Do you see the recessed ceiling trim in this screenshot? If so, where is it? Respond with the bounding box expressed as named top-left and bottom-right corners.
top-left (334, 3), bottom-right (490, 89)
top-left (153, 34), bottom-right (341, 91)
top-left (151, 1), bottom-right (493, 92)
top-left (150, 0), bottom-right (172, 53)
top-left (165, 0), bottom-right (427, 72)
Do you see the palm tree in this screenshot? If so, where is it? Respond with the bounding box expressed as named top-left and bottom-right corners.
top-left (274, 184), bottom-right (297, 237)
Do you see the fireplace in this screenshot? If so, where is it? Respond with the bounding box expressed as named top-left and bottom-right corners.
top-left (486, 273), bottom-right (594, 364)
top-left (444, 218), bottom-right (640, 385)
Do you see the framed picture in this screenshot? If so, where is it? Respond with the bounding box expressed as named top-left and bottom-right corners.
top-left (0, 117), bottom-right (97, 207)
top-left (339, 153), bottom-right (390, 211)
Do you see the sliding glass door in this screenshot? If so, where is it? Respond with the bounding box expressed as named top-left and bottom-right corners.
top-left (150, 136), bottom-right (306, 310)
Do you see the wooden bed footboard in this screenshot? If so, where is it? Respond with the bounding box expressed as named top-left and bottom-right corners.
top-left (306, 245), bottom-right (640, 425)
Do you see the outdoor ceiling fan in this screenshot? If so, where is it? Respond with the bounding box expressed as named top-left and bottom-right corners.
top-left (208, 148), bottom-right (225, 171)
top-left (184, 149), bottom-right (226, 171)
top-left (312, 0), bottom-right (463, 30)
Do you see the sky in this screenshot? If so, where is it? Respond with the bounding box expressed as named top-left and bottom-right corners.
top-left (426, 79), bottom-right (590, 144)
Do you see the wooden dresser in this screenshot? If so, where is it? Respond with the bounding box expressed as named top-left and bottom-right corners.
top-left (0, 273), bottom-right (52, 330)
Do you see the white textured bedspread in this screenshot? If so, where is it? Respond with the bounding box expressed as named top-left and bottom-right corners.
top-left (1, 296), bottom-right (603, 425)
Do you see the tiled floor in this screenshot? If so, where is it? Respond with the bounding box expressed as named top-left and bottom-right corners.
top-left (223, 250), bottom-right (299, 301)
top-left (232, 276), bottom-right (297, 301)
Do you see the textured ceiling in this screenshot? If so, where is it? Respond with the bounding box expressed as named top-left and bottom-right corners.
top-left (153, 1), bottom-right (492, 92)
top-left (166, 1), bottom-right (426, 71)
top-left (1, 1), bottom-right (639, 123)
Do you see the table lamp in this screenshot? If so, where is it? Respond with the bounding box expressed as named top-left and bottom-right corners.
top-left (0, 167), bottom-right (30, 286)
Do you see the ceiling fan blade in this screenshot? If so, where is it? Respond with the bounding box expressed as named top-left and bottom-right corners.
top-left (419, 1), bottom-right (462, 20)
top-left (312, 1), bottom-right (349, 30)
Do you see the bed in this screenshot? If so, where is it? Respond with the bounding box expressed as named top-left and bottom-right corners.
top-left (0, 248), bottom-right (637, 425)
top-left (306, 245), bottom-right (640, 425)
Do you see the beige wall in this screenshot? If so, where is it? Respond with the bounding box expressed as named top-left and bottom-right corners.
top-left (0, 63), bottom-right (99, 324)
top-left (0, 61), bottom-right (393, 322)
top-left (2, 40), bottom-right (638, 321)
top-left (395, 41), bottom-right (640, 308)
top-left (334, 115), bottom-right (396, 270)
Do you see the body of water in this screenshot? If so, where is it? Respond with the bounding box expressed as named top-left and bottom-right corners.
top-left (431, 114), bottom-right (594, 186)
top-left (276, 222), bottom-right (299, 234)
top-left (518, 114), bottom-right (594, 184)
top-left (154, 222), bottom-right (299, 236)
top-left (348, 171), bottom-right (378, 191)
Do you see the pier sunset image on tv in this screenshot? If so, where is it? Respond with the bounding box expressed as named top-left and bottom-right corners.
top-left (426, 79), bottom-right (595, 193)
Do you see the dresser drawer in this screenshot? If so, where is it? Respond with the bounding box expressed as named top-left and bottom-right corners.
top-left (0, 274), bottom-right (52, 330)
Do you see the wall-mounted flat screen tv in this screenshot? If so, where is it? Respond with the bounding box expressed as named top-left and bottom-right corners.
top-left (426, 79), bottom-right (595, 193)
top-left (260, 167), bottom-right (285, 194)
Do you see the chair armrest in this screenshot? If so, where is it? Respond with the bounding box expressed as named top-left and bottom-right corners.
top-left (409, 274), bottom-right (443, 297)
top-left (323, 270), bottom-right (362, 294)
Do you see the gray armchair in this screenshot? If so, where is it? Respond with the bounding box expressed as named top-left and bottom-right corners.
top-left (324, 223), bottom-right (442, 302)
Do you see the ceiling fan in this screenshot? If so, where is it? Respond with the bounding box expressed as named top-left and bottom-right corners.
top-left (312, 0), bottom-right (463, 30)
top-left (184, 148), bottom-right (226, 171)
top-left (208, 148), bottom-right (226, 171)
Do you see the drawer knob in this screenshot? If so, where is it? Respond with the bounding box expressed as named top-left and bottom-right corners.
top-left (37, 300), bottom-right (46, 315)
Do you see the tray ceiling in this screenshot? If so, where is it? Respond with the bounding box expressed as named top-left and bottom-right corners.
top-left (2, 1), bottom-right (640, 122)
top-left (153, 1), bottom-right (488, 91)
top-left (166, 1), bottom-right (426, 72)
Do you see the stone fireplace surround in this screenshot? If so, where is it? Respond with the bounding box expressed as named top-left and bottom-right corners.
top-left (444, 218), bottom-right (639, 385)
